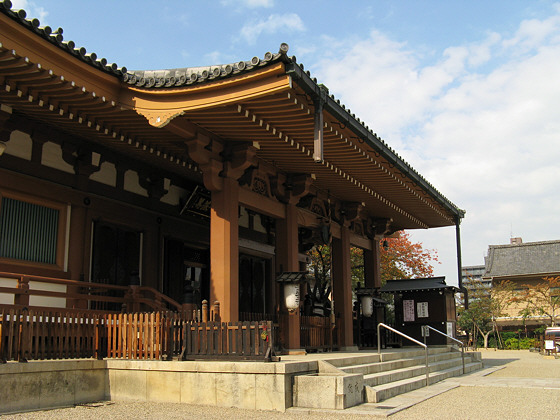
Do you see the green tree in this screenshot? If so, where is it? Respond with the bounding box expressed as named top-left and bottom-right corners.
top-left (458, 277), bottom-right (514, 348)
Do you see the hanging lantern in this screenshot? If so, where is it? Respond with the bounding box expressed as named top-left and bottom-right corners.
top-left (360, 295), bottom-right (374, 318)
top-left (284, 283), bottom-right (300, 311)
top-left (276, 271), bottom-right (308, 313)
top-left (356, 287), bottom-right (385, 318)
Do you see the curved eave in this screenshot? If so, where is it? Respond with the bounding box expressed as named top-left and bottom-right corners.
top-left (284, 61), bottom-right (464, 222)
top-left (180, 88), bottom-right (457, 230)
top-left (120, 63), bottom-right (292, 128)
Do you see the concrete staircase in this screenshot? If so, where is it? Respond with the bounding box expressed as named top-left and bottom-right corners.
top-left (329, 347), bottom-right (483, 403)
top-left (292, 346), bottom-right (482, 410)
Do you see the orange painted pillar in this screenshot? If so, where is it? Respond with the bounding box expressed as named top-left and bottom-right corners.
top-left (364, 240), bottom-right (381, 288)
top-left (332, 225), bottom-right (354, 348)
top-left (209, 177), bottom-right (239, 322)
top-left (276, 203), bottom-right (301, 351)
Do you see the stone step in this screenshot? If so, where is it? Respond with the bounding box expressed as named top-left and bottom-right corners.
top-left (364, 361), bottom-right (483, 403)
top-left (377, 346), bottom-right (451, 362)
top-left (363, 354), bottom-right (473, 387)
top-left (339, 350), bottom-right (465, 376)
top-left (326, 346), bottom-right (453, 370)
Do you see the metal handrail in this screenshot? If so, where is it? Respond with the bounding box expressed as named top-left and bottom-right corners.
top-left (377, 323), bottom-right (429, 386)
top-left (422, 325), bottom-right (465, 374)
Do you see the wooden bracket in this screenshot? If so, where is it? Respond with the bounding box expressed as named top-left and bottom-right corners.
top-left (342, 202), bottom-right (365, 227)
top-left (372, 218), bottom-right (394, 240)
top-left (272, 173), bottom-right (313, 204)
top-left (223, 144), bottom-right (258, 180)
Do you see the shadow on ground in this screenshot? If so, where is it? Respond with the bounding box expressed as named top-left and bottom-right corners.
top-left (481, 357), bottom-right (519, 367)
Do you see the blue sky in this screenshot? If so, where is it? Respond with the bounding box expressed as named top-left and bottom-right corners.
top-left (12, 0), bottom-right (560, 285)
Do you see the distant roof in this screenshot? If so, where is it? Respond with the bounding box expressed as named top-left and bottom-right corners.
top-left (484, 240), bottom-right (560, 277)
top-left (380, 277), bottom-right (458, 293)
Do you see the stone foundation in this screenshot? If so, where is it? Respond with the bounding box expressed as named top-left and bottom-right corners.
top-left (0, 358), bottom-right (317, 414)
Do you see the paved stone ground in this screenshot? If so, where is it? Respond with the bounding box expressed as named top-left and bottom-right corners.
top-left (3, 350), bottom-right (560, 419)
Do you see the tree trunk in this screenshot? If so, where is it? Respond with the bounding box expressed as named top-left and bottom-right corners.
top-left (475, 323), bottom-right (490, 349)
top-left (482, 331), bottom-right (490, 349)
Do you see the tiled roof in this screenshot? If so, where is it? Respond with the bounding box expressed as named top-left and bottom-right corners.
top-left (0, 0), bottom-right (127, 76)
top-left (123, 44), bottom-right (290, 88)
top-left (484, 240), bottom-right (560, 277)
top-left (0, 0), bottom-right (464, 221)
top-left (380, 277), bottom-right (458, 293)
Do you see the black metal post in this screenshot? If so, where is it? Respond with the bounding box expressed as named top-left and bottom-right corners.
top-left (455, 217), bottom-right (468, 309)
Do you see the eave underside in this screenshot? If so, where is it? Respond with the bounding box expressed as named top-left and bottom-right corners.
top-left (178, 87), bottom-right (456, 230)
top-left (0, 41), bottom-right (457, 230)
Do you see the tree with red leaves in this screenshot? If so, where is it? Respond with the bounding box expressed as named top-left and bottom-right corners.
top-left (306, 230), bottom-right (438, 295)
top-left (380, 231), bottom-right (439, 283)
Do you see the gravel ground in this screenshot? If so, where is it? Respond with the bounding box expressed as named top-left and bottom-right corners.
top-left (391, 386), bottom-right (560, 420)
top-left (478, 348), bottom-right (560, 378)
top-left (3, 350), bottom-right (560, 420)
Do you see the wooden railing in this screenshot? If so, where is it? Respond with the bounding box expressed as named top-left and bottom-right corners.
top-left (180, 321), bottom-right (274, 361)
top-left (239, 312), bottom-right (276, 322)
top-left (0, 271), bottom-right (183, 313)
top-left (0, 308), bottom-right (275, 362)
top-left (0, 308), bottom-right (104, 362)
top-left (299, 315), bottom-right (340, 351)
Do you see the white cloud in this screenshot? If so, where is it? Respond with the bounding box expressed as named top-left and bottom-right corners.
top-left (240, 13), bottom-right (305, 45)
top-left (221, 0), bottom-right (274, 8)
top-left (311, 8), bottom-right (560, 285)
top-left (10, 0), bottom-right (48, 23)
top-left (203, 51), bottom-right (226, 64)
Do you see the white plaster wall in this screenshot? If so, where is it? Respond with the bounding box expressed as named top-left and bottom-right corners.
top-left (5, 131), bottom-right (32, 160)
top-left (41, 142), bottom-right (75, 174)
top-left (123, 170), bottom-right (148, 197)
top-left (0, 277), bottom-right (17, 305)
top-left (160, 185), bottom-right (186, 206)
top-left (89, 161), bottom-right (117, 187)
top-left (28, 281), bottom-right (67, 308)
top-left (239, 206), bottom-right (250, 228)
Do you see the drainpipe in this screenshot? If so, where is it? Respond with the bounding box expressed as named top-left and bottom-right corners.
top-left (455, 217), bottom-right (468, 309)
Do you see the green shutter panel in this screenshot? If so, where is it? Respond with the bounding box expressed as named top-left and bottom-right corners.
top-left (0, 197), bottom-right (59, 264)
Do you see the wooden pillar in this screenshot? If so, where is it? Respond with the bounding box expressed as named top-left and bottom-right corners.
top-left (141, 227), bottom-right (159, 290)
top-left (364, 239), bottom-right (381, 288)
top-left (68, 205), bottom-right (86, 279)
top-left (276, 203), bottom-right (302, 351)
top-left (67, 204), bottom-right (87, 309)
top-left (209, 177), bottom-right (239, 322)
top-left (332, 225), bottom-right (354, 348)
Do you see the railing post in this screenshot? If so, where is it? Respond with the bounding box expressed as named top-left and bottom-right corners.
top-left (425, 347), bottom-right (429, 386)
top-left (202, 300), bottom-right (208, 323)
top-left (423, 325), bottom-right (465, 375)
top-left (213, 301), bottom-right (220, 322)
top-left (378, 323), bottom-right (430, 386)
top-left (462, 345), bottom-right (465, 374)
top-left (14, 276), bottom-right (30, 308)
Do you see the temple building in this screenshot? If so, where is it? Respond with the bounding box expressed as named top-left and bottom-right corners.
top-left (0, 2), bottom-right (464, 352)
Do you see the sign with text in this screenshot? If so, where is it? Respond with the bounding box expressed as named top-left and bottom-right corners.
top-left (447, 322), bottom-right (454, 338)
top-left (403, 299), bottom-right (415, 322)
top-left (417, 301), bottom-right (429, 318)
